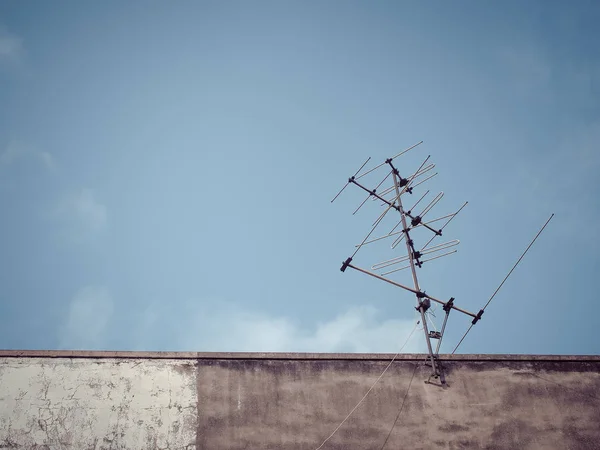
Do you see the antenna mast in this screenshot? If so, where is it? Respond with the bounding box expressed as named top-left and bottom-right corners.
top-left (332, 141), bottom-right (483, 383)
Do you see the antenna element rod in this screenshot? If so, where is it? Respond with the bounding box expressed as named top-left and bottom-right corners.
top-left (451, 213), bottom-right (555, 354)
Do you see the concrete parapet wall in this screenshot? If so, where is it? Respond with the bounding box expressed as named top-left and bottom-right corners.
top-left (0, 351), bottom-right (599, 449)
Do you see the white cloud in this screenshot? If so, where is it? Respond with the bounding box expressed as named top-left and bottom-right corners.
top-left (59, 286), bottom-right (114, 350)
top-left (0, 141), bottom-right (55, 170)
top-left (0, 29), bottom-right (22, 61)
top-left (136, 302), bottom-right (425, 353)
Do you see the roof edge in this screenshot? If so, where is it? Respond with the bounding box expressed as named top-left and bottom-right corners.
top-left (0, 350), bottom-right (599, 362)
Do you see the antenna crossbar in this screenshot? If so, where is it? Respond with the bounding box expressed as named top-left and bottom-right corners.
top-left (343, 263), bottom-right (476, 318)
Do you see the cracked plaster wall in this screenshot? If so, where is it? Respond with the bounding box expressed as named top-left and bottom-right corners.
top-left (0, 358), bottom-right (196, 449)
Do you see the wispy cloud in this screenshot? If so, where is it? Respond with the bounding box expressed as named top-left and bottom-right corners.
top-left (56, 188), bottom-right (108, 236)
top-left (70, 188), bottom-right (107, 231)
top-left (0, 27), bottom-right (23, 62)
top-left (59, 286), bottom-right (114, 350)
top-left (135, 302), bottom-right (425, 353)
top-left (37, 151), bottom-right (55, 170)
top-left (0, 141), bottom-right (55, 171)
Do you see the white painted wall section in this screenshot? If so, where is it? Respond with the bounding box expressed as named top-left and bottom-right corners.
top-left (0, 358), bottom-right (197, 449)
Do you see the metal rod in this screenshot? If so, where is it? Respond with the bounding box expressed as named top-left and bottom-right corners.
top-left (421, 201), bottom-right (468, 250)
top-left (373, 254), bottom-right (411, 270)
top-left (377, 189), bottom-right (401, 206)
top-left (352, 195), bottom-right (371, 215)
top-left (411, 163), bottom-right (435, 180)
top-left (381, 250), bottom-right (456, 276)
top-left (380, 263), bottom-right (410, 275)
top-left (348, 263), bottom-right (476, 318)
top-left (421, 239), bottom-right (459, 255)
top-left (408, 155), bottom-right (435, 180)
top-left (351, 179), bottom-right (399, 212)
top-left (381, 250), bottom-right (457, 276)
top-left (391, 232), bottom-right (406, 249)
top-left (482, 213), bottom-right (555, 312)
top-left (418, 307), bottom-right (436, 373)
top-left (347, 264), bottom-right (420, 295)
top-left (356, 228), bottom-right (404, 248)
top-left (372, 172), bottom-right (393, 207)
top-left (419, 192), bottom-right (444, 219)
top-left (377, 184), bottom-right (397, 198)
top-left (331, 157), bottom-right (371, 203)
top-left (411, 172), bottom-right (438, 190)
top-left (356, 162), bottom-right (388, 180)
top-left (407, 190), bottom-right (430, 214)
top-left (451, 323), bottom-right (473, 355)
top-left (365, 216), bottom-right (460, 253)
top-left (351, 201), bottom-right (395, 258)
top-left (376, 243), bottom-right (457, 271)
top-left (353, 170), bottom-right (393, 215)
top-left (391, 141), bottom-right (424, 160)
top-left (424, 293), bottom-right (476, 318)
top-left (375, 156), bottom-right (433, 213)
top-left (373, 205), bottom-right (391, 227)
top-left (435, 309), bottom-right (451, 354)
top-left (372, 192), bottom-right (401, 226)
top-left (355, 142), bottom-right (423, 180)
top-left (354, 156), bottom-right (372, 177)
top-left (390, 174), bottom-right (420, 295)
top-left (331, 183), bottom-right (350, 204)
top-left (421, 249), bottom-right (457, 263)
top-left (388, 219), bottom-right (403, 235)
top-left (398, 155), bottom-right (431, 196)
top-left (379, 194), bottom-right (402, 208)
top-left (375, 171), bottom-right (393, 191)
top-left (422, 212), bottom-right (454, 226)
top-left (414, 218), bottom-right (442, 236)
top-left (391, 171), bottom-right (438, 374)
top-left (383, 156), bottom-right (432, 206)
top-left (376, 191), bottom-right (401, 207)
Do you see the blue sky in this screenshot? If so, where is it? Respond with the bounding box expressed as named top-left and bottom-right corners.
top-left (0, 1), bottom-right (598, 354)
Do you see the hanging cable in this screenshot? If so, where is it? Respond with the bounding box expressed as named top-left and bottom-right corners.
top-left (314, 320), bottom-right (420, 450)
top-left (378, 361), bottom-right (420, 449)
top-left (426, 307), bottom-right (438, 332)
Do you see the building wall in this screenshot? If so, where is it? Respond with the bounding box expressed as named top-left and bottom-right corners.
top-left (1, 352), bottom-right (599, 449)
top-left (0, 355), bottom-right (196, 449)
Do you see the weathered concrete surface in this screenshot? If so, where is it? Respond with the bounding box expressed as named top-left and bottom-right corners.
top-left (0, 356), bottom-right (197, 449)
top-left (1, 352), bottom-right (599, 449)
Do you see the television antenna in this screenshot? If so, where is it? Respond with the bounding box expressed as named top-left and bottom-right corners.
top-left (331, 141), bottom-right (483, 384)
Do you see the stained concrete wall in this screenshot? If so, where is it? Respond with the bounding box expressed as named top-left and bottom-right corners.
top-left (0, 352), bottom-right (599, 450)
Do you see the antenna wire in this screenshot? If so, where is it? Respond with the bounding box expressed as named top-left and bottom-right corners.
top-left (451, 213), bottom-right (554, 354)
top-left (314, 320), bottom-right (420, 450)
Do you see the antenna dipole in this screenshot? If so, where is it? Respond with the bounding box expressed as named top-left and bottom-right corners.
top-left (332, 142), bottom-right (483, 382)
